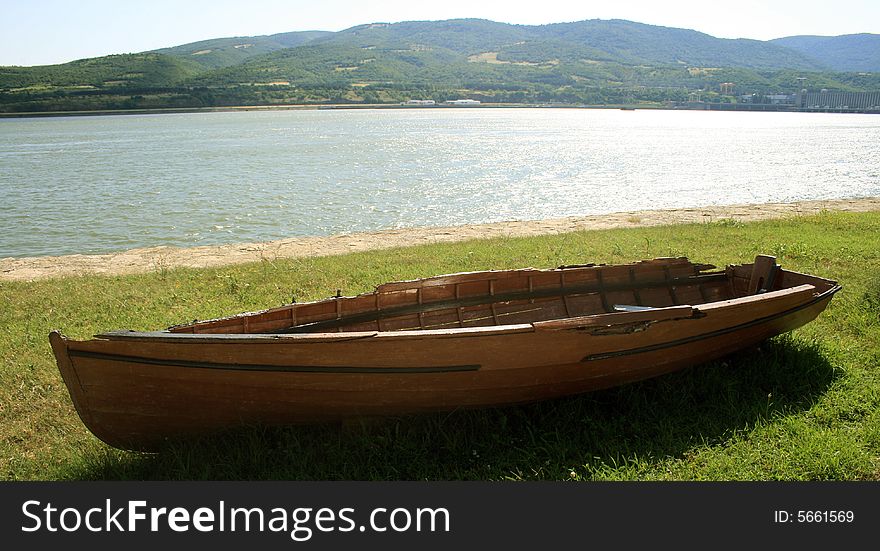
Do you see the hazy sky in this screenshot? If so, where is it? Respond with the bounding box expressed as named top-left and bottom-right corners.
top-left (2, 0), bottom-right (878, 66)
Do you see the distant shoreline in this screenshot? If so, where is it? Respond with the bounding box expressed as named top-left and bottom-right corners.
top-left (0, 102), bottom-right (555, 118)
top-left (2, 102), bottom-right (878, 119)
top-left (2, 196), bottom-right (878, 281)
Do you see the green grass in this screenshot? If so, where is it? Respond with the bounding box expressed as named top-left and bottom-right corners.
top-left (2, 210), bottom-right (878, 480)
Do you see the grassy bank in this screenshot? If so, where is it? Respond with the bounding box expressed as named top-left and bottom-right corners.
top-left (1, 211), bottom-right (878, 480)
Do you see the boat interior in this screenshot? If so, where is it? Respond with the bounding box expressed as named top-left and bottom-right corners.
top-left (166, 256), bottom-right (833, 335)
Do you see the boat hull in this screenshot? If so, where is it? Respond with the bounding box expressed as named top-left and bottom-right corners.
top-left (50, 278), bottom-right (838, 451)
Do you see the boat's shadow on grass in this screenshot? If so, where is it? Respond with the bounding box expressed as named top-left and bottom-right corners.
top-left (79, 335), bottom-right (838, 480)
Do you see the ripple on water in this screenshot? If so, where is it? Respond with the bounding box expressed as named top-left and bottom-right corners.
top-left (1, 109), bottom-right (879, 257)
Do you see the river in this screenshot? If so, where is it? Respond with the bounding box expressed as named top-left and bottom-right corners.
top-left (1, 107), bottom-right (878, 258)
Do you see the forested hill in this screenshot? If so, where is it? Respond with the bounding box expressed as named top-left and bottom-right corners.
top-left (2, 18), bottom-right (878, 113)
top-left (151, 30), bottom-right (333, 69)
top-left (771, 34), bottom-right (880, 72)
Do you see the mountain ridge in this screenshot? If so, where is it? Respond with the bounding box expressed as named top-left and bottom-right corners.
top-left (151, 30), bottom-right (333, 69)
top-left (770, 33), bottom-right (880, 72)
top-left (1, 18), bottom-right (877, 113)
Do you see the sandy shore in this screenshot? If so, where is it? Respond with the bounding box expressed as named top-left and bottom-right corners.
top-left (2, 197), bottom-right (879, 282)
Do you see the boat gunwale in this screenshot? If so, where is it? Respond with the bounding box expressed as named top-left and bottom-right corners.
top-left (89, 282), bottom-right (837, 344)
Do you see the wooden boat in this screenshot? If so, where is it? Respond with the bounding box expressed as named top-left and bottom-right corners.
top-left (50, 255), bottom-right (839, 451)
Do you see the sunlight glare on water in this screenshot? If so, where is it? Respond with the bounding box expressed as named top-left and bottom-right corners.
top-left (1, 108), bottom-right (878, 257)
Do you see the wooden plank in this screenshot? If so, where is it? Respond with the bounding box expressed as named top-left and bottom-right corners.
top-left (559, 272), bottom-right (572, 317)
top-left (748, 254), bottom-right (779, 294)
top-left (595, 269), bottom-right (611, 312)
top-left (629, 267), bottom-right (643, 306)
top-left (533, 305), bottom-right (697, 331)
top-left (698, 283), bottom-right (815, 313)
top-left (663, 264), bottom-right (679, 305)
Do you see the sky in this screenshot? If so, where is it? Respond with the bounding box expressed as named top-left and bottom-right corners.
top-left (1, 0), bottom-right (879, 66)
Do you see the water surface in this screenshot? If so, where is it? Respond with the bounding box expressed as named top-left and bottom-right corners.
top-left (1, 108), bottom-right (878, 258)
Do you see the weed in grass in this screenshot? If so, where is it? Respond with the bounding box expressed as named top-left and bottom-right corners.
top-left (707, 218), bottom-right (745, 228)
top-left (153, 257), bottom-right (170, 281)
top-left (770, 241), bottom-right (813, 261)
